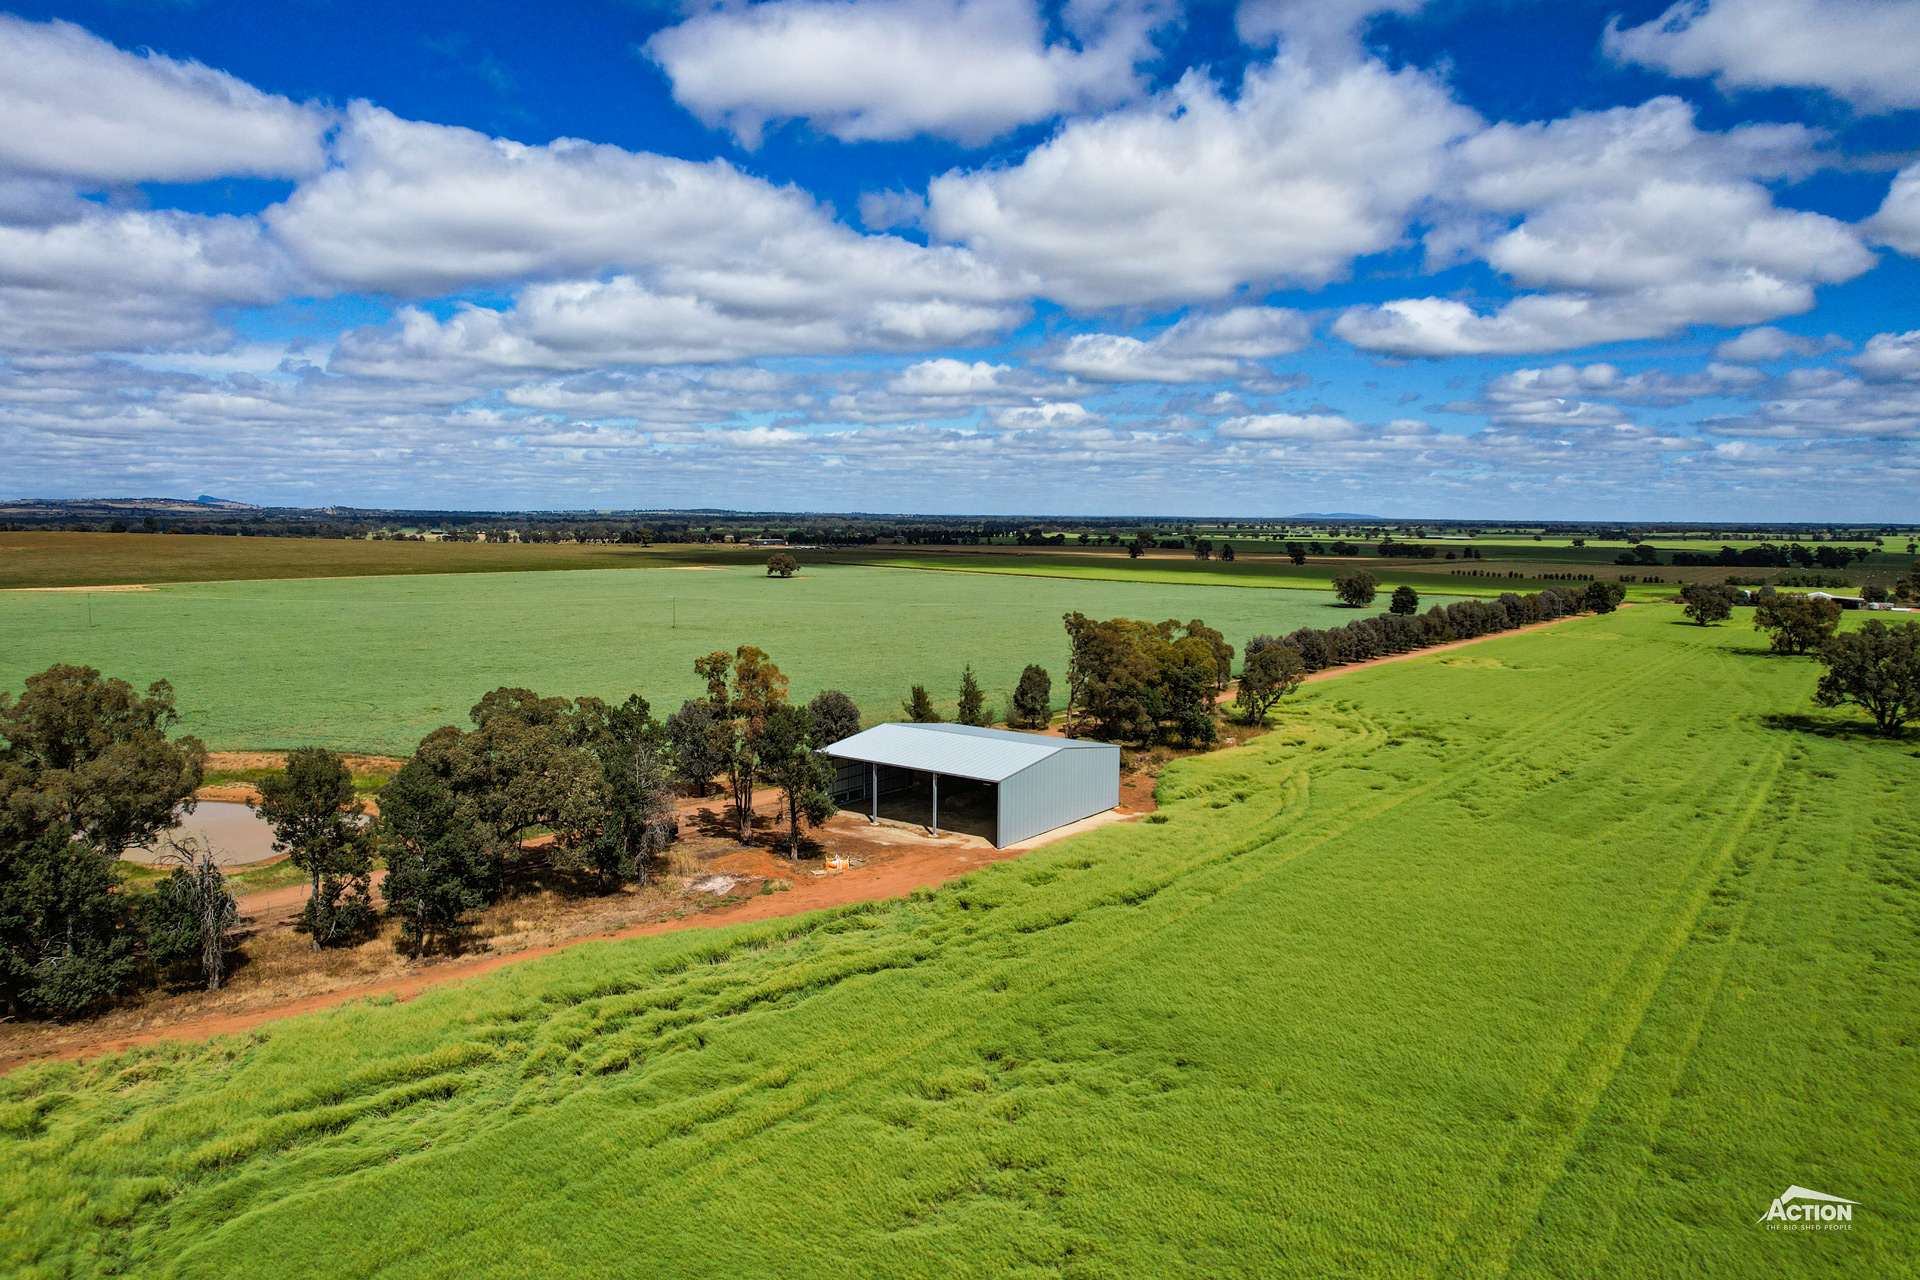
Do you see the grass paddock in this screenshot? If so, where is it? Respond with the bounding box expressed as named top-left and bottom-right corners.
top-left (0, 605), bottom-right (1911, 1277)
top-left (0, 563), bottom-right (1374, 753)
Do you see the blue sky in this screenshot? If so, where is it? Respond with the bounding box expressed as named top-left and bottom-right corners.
top-left (0, 0), bottom-right (1916, 518)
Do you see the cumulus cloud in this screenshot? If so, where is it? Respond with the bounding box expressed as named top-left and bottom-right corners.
top-left (645, 0), bottom-right (1174, 146)
top-left (1714, 324), bottom-right (1842, 362)
top-left (1442, 360), bottom-right (1768, 428)
top-left (1215, 411), bottom-right (1367, 441)
top-left (805, 359), bottom-right (1079, 423)
top-left (1606, 0), bottom-right (1920, 112)
top-left (1850, 330), bottom-right (1920, 381)
top-left (1336, 98), bottom-right (1871, 355)
top-left (926, 56), bottom-right (1477, 307)
top-left (0, 16), bottom-right (327, 184)
top-left (331, 273), bottom-right (1021, 376)
top-left (1867, 162), bottom-right (1920, 258)
top-left (990, 400), bottom-right (1098, 429)
top-left (888, 359), bottom-right (1013, 395)
top-left (273, 106), bottom-right (1026, 370)
top-left (1699, 366), bottom-right (1920, 439)
top-left (1043, 307), bottom-right (1312, 382)
top-left (0, 208), bottom-right (290, 351)
top-left (502, 367), bottom-right (802, 423)
top-left (271, 104), bottom-right (1008, 298)
top-left (1486, 361), bottom-right (1760, 405)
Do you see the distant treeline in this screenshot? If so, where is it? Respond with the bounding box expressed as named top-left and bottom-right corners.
top-left (1, 501), bottom-right (1909, 548)
top-left (1662, 543), bottom-right (1873, 569)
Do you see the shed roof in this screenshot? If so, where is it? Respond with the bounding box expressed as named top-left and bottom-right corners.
top-left (821, 723), bottom-right (1110, 783)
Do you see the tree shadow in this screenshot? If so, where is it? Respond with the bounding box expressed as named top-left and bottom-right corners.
top-left (1759, 712), bottom-right (1906, 743)
top-left (684, 804), bottom-right (746, 840)
top-left (497, 859), bottom-right (604, 901)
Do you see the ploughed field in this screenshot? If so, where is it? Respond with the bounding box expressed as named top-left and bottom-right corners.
top-left (2, 605), bottom-right (1912, 1278)
top-left (0, 530), bottom-right (723, 588)
top-left (0, 563), bottom-right (1373, 754)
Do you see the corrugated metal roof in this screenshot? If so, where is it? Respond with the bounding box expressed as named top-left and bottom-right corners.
top-left (820, 723), bottom-right (1102, 783)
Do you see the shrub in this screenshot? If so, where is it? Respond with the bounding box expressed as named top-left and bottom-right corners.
top-left (1011, 665), bottom-right (1052, 729)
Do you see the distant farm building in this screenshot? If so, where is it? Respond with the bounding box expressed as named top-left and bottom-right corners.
top-left (822, 724), bottom-right (1120, 847)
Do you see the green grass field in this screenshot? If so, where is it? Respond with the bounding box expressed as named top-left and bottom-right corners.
top-left (852, 549), bottom-right (1715, 601)
top-left (0, 564), bottom-right (1382, 754)
top-left (3, 604), bottom-right (1912, 1277)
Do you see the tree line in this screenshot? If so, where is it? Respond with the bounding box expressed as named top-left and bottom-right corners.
top-left (1244, 583), bottom-right (1618, 682)
top-left (1666, 543), bottom-right (1873, 569)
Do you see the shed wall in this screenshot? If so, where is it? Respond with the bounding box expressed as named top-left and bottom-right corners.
top-left (995, 743), bottom-right (1121, 846)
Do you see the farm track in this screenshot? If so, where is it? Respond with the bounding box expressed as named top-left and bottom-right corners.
top-left (1508, 630), bottom-right (1797, 1276)
top-left (1437, 747), bottom-right (1785, 1280)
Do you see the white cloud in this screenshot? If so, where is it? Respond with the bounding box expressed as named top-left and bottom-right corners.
top-left (330, 275), bottom-right (1021, 376)
top-left (645, 0), bottom-right (1173, 147)
top-left (0, 16), bottom-right (327, 184)
top-left (990, 400), bottom-right (1097, 429)
top-left (1336, 291), bottom-right (1752, 358)
top-left (1336, 98), bottom-right (1871, 355)
top-left (1162, 307), bottom-right (1314, 360)
top-left (1714, 324), bottom-right (1841, 362)
top-left (926, 56), bottom-right (1477, 307)
top-left (1851, 330), bottom-right (1920, 381)
top-left (1046, 334), bottom-right (1241, 383)
top-left (888, 359), bottom-right (1013, 395)
top-left (502, 367), bottom-right (801, 424)
top-left (1482, 361), bottom-right (1761, 405)
top-left (1443, 359), bottom-right (1768, 428)
top-left (1699, 366), bottom-right (1920, 439)
top-left (805, 360), bottom-right (1076, 423)
top-left (274, 105), bottom-right (1026, 369)
top-left (1215, 412), bottom-right (1365, 441)
top-left (1042, 307), bottom-right (1312, 382)
top-left (1867, 162), bottom-right (1920, 258)
top-left (0, 207), bottom-right (289, 351)
top-left (270, 104), bottom-right (887, 295)
top-left (1606, 0), bottom-right (1920, 112)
